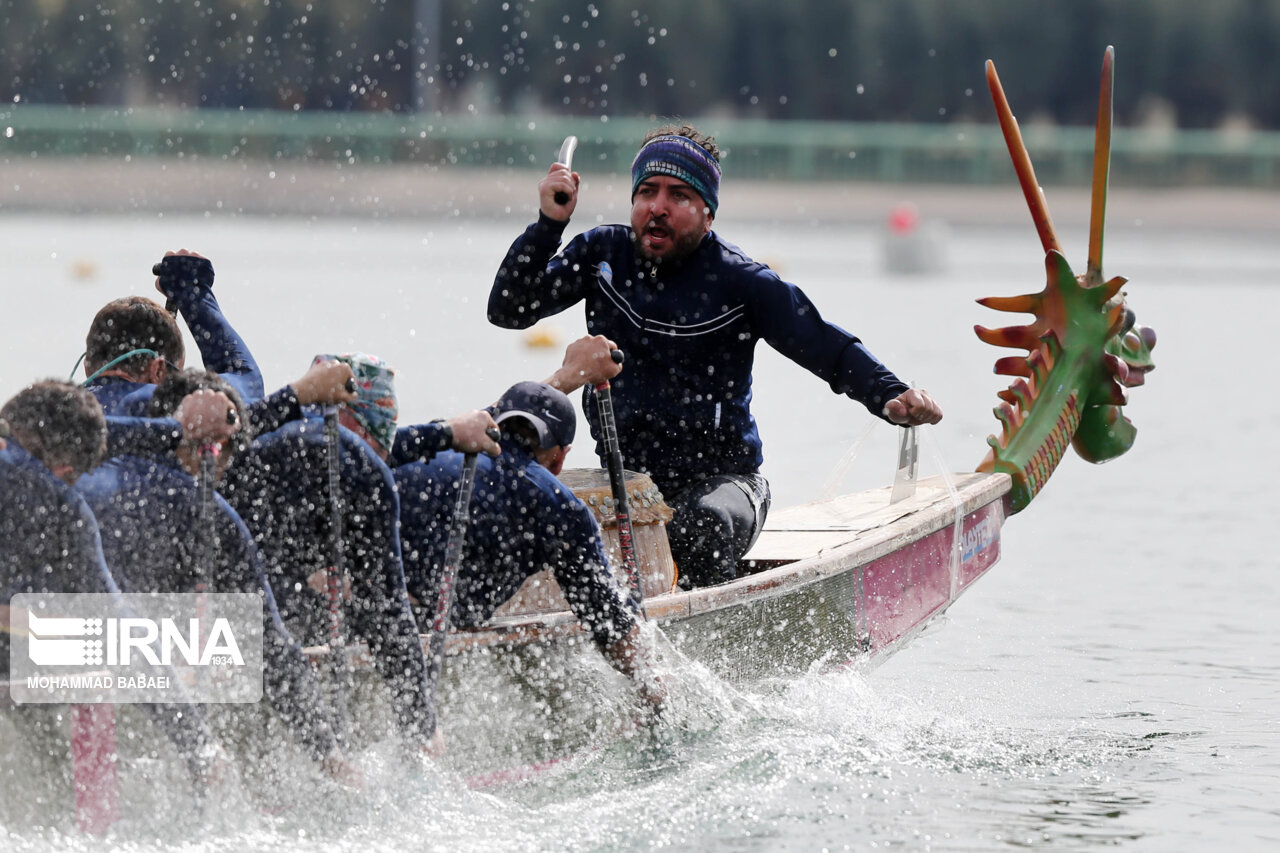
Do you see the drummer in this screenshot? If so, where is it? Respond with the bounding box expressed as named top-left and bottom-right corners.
top-left (489, 125), bottom-right (944, 587)
top-left (351, 337), bottom-right (664, 712)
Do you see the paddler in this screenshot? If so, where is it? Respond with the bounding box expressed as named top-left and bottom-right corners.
top-left (219, 351), bottom-right (500, 761)
top-left (77, 368), bottom-right (363, 786)
top-left (0, 380), bottom-right (228, 786)
top-left (76, 254), bottom-right (376, 782)
top-left (489, 125), bottom-right (943, 587)
top-left (338, 339), bottom-right (666, 714)
top-left (80, 249), bottom-right (360, 449)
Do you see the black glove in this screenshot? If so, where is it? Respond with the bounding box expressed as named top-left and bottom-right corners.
top-left (151, 255), bottom-right (215, 301)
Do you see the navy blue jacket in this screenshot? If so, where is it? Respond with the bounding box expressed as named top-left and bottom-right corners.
top-left (222, 414), bottom-right (438, 743)
top-left (0, 442), bottom-right (214, 767)
top-left (1, 444), bottom-right (118, 600)
top-left (77, 453), bottom-right (339, 761)
top-left (87, 275), bottom-right (264, 464)
top-left (395, 445), bottom-right (637, 649)
top-left (1, 443), bottom-right (124, 674)
top-left (87, 279), bottom-right (263, 417)
top-left (490, 215), bottom-right (909, 492)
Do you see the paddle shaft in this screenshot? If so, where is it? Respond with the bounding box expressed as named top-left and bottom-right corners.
top-left (321, 406), bottom-right (351, 734)
top-left (593, 349), bottom-right (644, 613)
top-left (425, 450), bottom-right (481, 692)
top-left (195, 445), bottom-right (217, 592)
top-left (553, 135), bottom-right (578, 205)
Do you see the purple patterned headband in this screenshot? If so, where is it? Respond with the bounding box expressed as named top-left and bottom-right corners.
top-left (631, 134), bottom-right (721, 214)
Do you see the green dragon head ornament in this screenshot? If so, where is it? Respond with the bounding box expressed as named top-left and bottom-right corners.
top-left (976, 47), bottom-right (1156, 513)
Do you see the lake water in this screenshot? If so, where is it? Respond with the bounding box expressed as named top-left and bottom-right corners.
top-left (1, 197), bottom-right (1277, 851)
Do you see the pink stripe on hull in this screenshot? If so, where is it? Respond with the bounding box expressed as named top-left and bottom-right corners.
top-left (862, 501), bottom-right (1005, 650)
top-left (71, 703), bottom-right (119, 835)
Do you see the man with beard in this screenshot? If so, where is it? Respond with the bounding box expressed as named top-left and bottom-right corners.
top-left (489, 125), bottom-right (943, 588)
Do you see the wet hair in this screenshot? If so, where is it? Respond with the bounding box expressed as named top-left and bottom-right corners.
top-left (84, 296), bottom-right (185, 377)
top-left (641, 124), bottom-right (721, 163)
top-left (149, 368), bottom-right (249, 456)
top-left (0, 379), bottom-right (108, 477)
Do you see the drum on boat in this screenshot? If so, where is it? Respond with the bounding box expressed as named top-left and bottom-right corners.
top-left (492, 468), bottom-right (676, 617)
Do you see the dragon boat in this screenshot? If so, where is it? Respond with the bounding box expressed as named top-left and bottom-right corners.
top-left (425, 44), bottom-right (1158, 783)
top-left (3, 47), bottom-right (1157, 829)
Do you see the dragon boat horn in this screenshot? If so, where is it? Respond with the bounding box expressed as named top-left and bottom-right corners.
top-left (975, 46), bottom-right (1156, 514)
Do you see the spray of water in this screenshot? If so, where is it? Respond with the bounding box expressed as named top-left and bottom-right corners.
top-left (3, 634), bottom-right (1146, 852)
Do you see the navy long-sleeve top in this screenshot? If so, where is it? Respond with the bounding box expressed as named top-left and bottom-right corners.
top-left (0, 441), bottom-right (215, 764)
top-left (489, 214), bottom-right (909, 493)
top-left (1, 443), bottom-right (124, 672)
top-left (159, 273), bottom-right (264, 406)
top-left (222, 413), bottom-right (438, 742)
top-left (76, 453), bottom-right (339, 761)
top-left (87, 273), bottom-right (265, 464)
top-left (395, 445), bottom-right (637, 649)
top-left (88, 278), bottom-right (263, 414)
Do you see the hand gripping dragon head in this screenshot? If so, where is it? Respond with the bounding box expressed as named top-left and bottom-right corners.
top-left (976, 47), bottom-right (1157, 513)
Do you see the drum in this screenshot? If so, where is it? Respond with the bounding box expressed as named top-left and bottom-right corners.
top-left (492, 468), bottom-right (676, 617)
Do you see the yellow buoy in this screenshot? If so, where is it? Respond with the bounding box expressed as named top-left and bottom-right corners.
top-left (523, 326), bottom-right (563, 349)
top-left (70, 259), bottom-right (99, 280)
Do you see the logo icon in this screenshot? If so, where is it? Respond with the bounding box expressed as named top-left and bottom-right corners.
top-left (26, 613), bottom-right (105, 666)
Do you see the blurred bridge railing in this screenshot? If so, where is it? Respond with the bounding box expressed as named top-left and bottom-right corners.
top-left (2, 105), bottom-right (1277, 188)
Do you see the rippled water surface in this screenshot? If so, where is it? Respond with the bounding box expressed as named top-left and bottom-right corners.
top-left (1, 200), bottom-right (1277, 851)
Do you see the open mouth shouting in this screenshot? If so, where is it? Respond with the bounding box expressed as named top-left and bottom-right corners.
top-left (642, 220), bottom-right (672, 253)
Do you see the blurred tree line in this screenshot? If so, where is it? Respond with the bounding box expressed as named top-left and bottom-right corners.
top-left (3, 0), bottom-right (1279, 130)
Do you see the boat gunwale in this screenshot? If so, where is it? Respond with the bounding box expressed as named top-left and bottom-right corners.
top-left (440, 471), bottom-right (1012, 657)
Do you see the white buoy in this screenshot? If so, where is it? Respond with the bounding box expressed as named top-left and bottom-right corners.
top-left (882, 202), bottom-right (949, 275)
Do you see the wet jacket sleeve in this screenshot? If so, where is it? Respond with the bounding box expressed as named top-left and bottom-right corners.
top-left (388, 422), bottom-right (453, 468)
top-left (104, 414), bottom-right (183, 458)
top-left (745, 269), bottom-right (910, 420)
top-left (488, 213), bottom-right (589, 329)
top-left (214, 496), bottom-right (340, 761)
top-left (246, 386), bottom-right (302, 437)
top-left (544, 500), bottom-right (638, 649)
top-left (155, 255), bottom-right (265, 404)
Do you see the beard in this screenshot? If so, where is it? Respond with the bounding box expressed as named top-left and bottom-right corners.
top-left (633, 218), bottom-right (706, 264)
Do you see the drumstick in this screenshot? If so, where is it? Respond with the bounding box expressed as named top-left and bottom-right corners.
top-left (553, 135), bottom-right (578, 206)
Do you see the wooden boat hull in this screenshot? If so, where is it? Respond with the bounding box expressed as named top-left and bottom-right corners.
top-left (442, 472), bottom-right (1009, 677)
top-left (418, 472), bottom-right (1012, 780)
